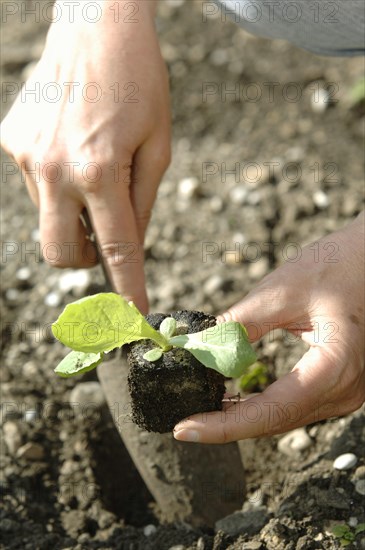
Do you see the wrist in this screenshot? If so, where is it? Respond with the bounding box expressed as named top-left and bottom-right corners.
top-left (49, 0), bottom-right (158, 35)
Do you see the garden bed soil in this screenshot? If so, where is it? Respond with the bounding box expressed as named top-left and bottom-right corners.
top-left (1, 1), bottom-right (365, 549)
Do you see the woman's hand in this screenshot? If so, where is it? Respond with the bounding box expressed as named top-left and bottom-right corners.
top-left (174, 213), bottom-right (365, 443)
top-left (1, 0), bottom-right (171, 312)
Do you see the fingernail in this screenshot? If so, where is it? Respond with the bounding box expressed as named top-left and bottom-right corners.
top-left (173, 429), bottom-right (200, 443)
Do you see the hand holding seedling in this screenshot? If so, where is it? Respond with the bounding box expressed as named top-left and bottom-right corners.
top-left (0, 0), bottom-right (170, 312)
top-left (174, 213), bottom-right (365, 443)
top-left (52, 294), bottom-right (257, 432)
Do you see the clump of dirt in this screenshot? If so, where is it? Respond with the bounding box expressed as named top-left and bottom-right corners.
top-left (127, 311), bottom-right (225, 433)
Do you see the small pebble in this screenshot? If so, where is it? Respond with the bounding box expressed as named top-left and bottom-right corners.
top-left (248, 258), bottom-right (269, 280)
top-left (44, 292), bottom-right (62, 307)
top-left (353, 466), bottom-right (365, 480)
top-left (333, 453), bottom-right (358, 471)
top-left (143, 524), bottom-right (157, 536)
top-left (224, 251), bottom-right (242, 265)
top-left (16, 267), bottom-right (31, 281)
top-left (355, 479), bottom-right (365, 496)
top-left (210, 48), bottom-right (229, 66)
top-left (5, 288), bottom-right (19, 301)
top-left (229, 186), bottom-right (248, 206)
top-left (23, 409), bottom-right (38, 423)
top-left (98, 511), bottom-right (115, 529)
top-left (31, 227), bottom-right (40, 241)
top-left (278, 428), bottom-right (312, 457)
top-left (232, 232), bottom-right (246, 245)
top-left (3, 421), bottom-right (22, 455)
top-left (69, 382), bottom-right (105, 409)
top-left (286, 146), bottom-right (304, 162)
top-left (209, 196), bottom-right (224, 213)
top-left (311, 88), bottom-right (330, 113)
top-left (178, 177), bottom-right (200, 200)
top-left (22, 361), bottom-right (38, 378)
top-left (313, 190), bottom-right (329, 209)
top-left (203, 274), bottom-right (224, 295)
top-left (16, 442), bottom-right (45, 460)
top-left (247, 191), bottom-right (261, 206)
top-left (58, 269), bottom-right (91, 296)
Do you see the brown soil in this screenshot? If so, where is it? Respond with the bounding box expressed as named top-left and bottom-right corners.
top-left (1, 1), bottom-right (364, 549)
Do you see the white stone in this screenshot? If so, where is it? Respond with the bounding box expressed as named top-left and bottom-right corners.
top-left (22, 361), bottom-right (38, 378)
top-left (3, 422), bottom-right (22, 455)
top-left (311, 88), bottom-right (330, 113)
top-left (229, 186), bottom-right (248, 206)
top-left (313, 190), bottom-right (329, 209)
top-left (16, 267), bottom-right (31, 281)
top-left (45, 292), bottom-right (62, 307)
top-left (248, 258), bottom-right (269, 280)
top-left (333, 453), bottom-right (358, 471)
top-left (58, 269), bottom-right (91, 296)
top-left (31, 227), bottom-right (40, 241)
top-left (210, 196), bottom-right (224, 213)
top-left (355, 480), bottom-right (365, 496)
top-left (5, 288), bottom-right (19, 301)
top-left (233, 232), bottom-right (246, 245)
top-left (178, 177), bottom-right (200, 200)
top-left (24, 409), bottom-right (38, 423)
top-left (278, 428), bottom-right (312, 457)
top-left (69, 382), bottom-right (105, 409)
top-left (203, 274), bottom-right (224, 295)
top-left (210, 48), bottom-right (229, 66)
top-left (247, 191), bottom-right (261, 206)
top-left (348, 517), bottom-right (358, 527)
top-left (143, 524), bottom-right (157, 536)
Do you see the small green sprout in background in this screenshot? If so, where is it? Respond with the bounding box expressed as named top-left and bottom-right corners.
top-left (331, 523), bottom-right (365, 547)
top-left (52, 293), bottom-right (257, 379)
top-left (349, 76), bottom-right (365, 106)
top-left (239, 361), bottom-right (269, 392)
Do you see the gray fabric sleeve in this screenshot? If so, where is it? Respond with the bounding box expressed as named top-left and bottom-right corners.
top-left (211, 0), bottom-right (365, 56)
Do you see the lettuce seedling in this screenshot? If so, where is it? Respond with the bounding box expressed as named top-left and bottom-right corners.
top-left (52, 293), bottom-right (256, 379)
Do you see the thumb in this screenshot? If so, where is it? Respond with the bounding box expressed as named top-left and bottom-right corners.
top-left (217, 269), bottom-right (307, 342)
top-left (173, 346), bottom-right (340, 443)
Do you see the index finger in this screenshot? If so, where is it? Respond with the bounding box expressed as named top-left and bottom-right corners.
top-left (85, 184), bottom-right (148, 313)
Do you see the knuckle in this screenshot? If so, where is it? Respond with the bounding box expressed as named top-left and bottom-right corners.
top-left (99, 241), bottom-right (140, 267)
top-left (135, 210), bottom-right (151, 227)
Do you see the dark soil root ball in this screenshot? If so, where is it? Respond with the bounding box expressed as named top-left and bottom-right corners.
top-left (126, 311), bottom-right (226, 433)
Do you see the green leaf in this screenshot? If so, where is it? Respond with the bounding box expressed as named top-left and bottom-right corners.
top-left (52, 293), bottom-right (169, 353)
top-left (159, 317), bottom-right (177, 339)
top-left (350, 76), bottom-right (365, 105)
top-left (355, 524), bottom-right (365, 536)
top-left (240, 361), bottom-right (268, 391)
top-left (54, 350), bottom-right (103, 378)
top-left (332, 525), bottom-right (351, 538)
top-left (143, 348), bottom-right (163, 362)
top-left (169, 321), bottom-right (257, 378)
